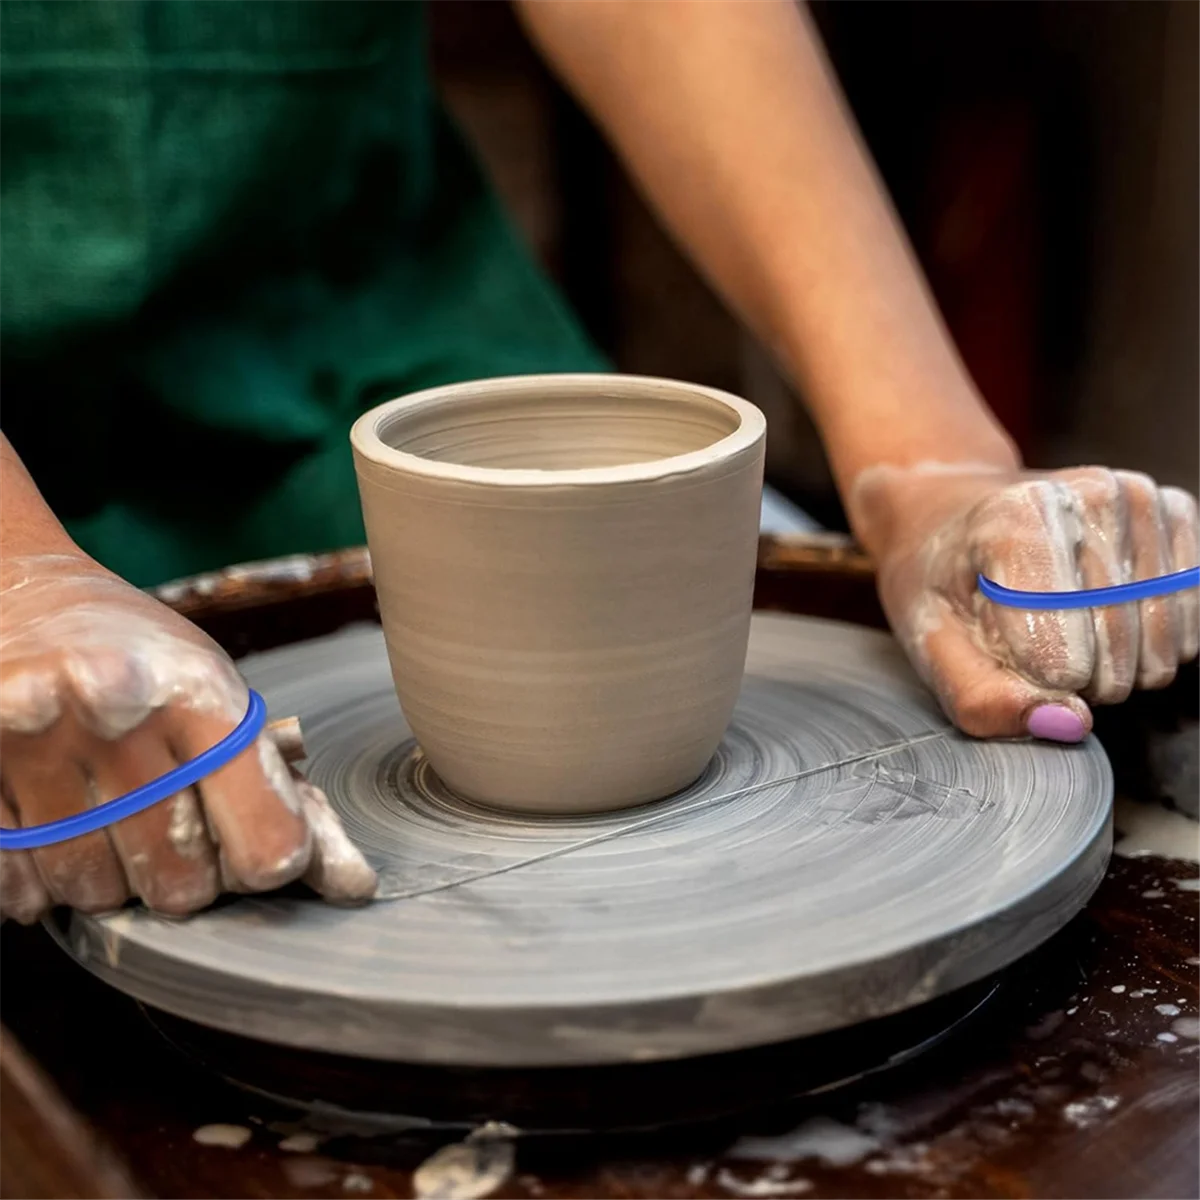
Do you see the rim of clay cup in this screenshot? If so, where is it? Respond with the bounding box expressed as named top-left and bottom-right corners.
top-left (350, 373), bottom-right (766, 488)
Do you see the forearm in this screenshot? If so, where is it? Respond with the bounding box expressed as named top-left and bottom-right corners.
top-left (515, 0), bottom-right (1021, 550)
top-left (1, 433), bottom-right (83, 571)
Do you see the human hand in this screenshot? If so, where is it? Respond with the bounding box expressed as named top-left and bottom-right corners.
top-left (853, 465), bottom-right (1199, 741)
top-left (0, 553), bottom-right (376, 923)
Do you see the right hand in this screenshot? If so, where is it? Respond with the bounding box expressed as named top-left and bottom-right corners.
top-left (855, 463), bottom-right (1199, 740)
top-left (0, 553), bottom-right (376, 924)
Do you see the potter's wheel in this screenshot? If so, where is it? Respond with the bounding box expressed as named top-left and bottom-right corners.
top-left (61, 614), bottom-right (1112, 1068)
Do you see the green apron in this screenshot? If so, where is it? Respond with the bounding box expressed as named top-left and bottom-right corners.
top-left (1, 0), bottom-right (605, 587)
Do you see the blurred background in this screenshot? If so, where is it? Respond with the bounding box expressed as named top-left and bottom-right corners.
top-left (433, 0), bottom-right (1198, 532)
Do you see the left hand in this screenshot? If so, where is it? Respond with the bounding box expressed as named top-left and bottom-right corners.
top-left (854, 464), bottom-right (1199, 741)
top-left (0, 553), bottom-right (376, 924)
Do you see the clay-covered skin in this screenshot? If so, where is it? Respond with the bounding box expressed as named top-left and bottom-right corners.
top-left (353, 375), bottom-right (766, 814)
top-left (853, 464), bottom-right (1200, 742)
top-left (0, 554), bottom-right (376, 924)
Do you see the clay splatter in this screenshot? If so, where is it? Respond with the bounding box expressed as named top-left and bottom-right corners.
top-left (279, 1133), bottom-right (323, 1154)
top-left (412, 1139), bottom-right (515, 1200)
top-left (1155, 1003), bottom-right (1182, 1017)
top-left (342, 1172), bottom-right (373, 1194)
top-left (1113, 799), bottom-right (1199, 862)
top-left (715, 1166), bottom-right (812, 1196)
top-left (192, 1124), bottom-right (252, 1149)
top-left (731, 1117), bottom-right (881, 1167)
top-left (1171, 1017), bottom-right (1200, 1040)
top-left (863, 1144), bottom-right (932, 1177)
top-left (1062, 1095), bottom-right (1120, 1128)
top-left (1110, 985), bottom-right (1126, 994)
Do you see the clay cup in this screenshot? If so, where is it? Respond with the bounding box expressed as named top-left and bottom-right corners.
top-left (350, 374), bottom-right (766, 814)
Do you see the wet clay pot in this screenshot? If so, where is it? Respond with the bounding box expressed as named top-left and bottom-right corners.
top-left (350, 374), bottom-right (766, 813)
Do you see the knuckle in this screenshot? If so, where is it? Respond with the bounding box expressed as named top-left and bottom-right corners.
top-left (233, 826), bottom-right (312, 893)
top-left (238, 855), bottom-right (307, 894)
top-left (71, 889), bottom-right (128, 916)
top-left (1161, 485), bottom-right (1200, 527)
top-left (1114, 469), bottom-right (1158, 506)
top-left (968, 481), bottom-right (1076, 558)
top-left (1137, 661), bottom-right (1178, 691)
top-left (64, 647), bottom-right (157, 737)
top-left (1011, 653), bottom-right (1087, 692)
top-left (1005, 625), bottom-right (1092, 691)
top-left (0, 665), bottom-right (63, 735)
top-left (0, 866), bottom-right (49, 925)
top-left (971, 481), bottom-right (1044, 525)
top-left (1064, 467), bottom-right (1121, 511)
top-left (1030, 663), bottom-right (1089, 693)
top-left (145, 879), bottom-right (220, 918)
top-left (2, 895), bottom-right (50, 925)
top-left (1083, 678), bottom-right (1133, 707)
top-left (165, 649), bottom-right (247, 720)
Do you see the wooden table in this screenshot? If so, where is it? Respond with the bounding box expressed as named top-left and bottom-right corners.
top-left (3, 537), bottom-right (1196, 1200)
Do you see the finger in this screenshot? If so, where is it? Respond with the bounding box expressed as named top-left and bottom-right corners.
top-left (168, 708), bottom-right (311, 892)
top-left (83, 713), bottom-right (221, 917)
top-left (1161, 486), bottom-right (1199, 663)
top-left (1, 724), bottom-right (129, 914)
top-left (922, 597), bottom-right (1092, 741)
top-left (1058, 469), bottom-right (1137, 704)
top-left (0, 790), bottom-right (51, 925)
top-left (970, 480), bottom-right (1094, 692)
top-left (292, 771), bottom-right (376, 905)
top-left (1117, 471), bottom-right (1179, 688)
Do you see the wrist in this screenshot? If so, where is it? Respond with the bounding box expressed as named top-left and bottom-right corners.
top-left (0, 550), bottom-right (108, 597)
top-left (815, 373), bottom-right (1023, 557)
top-left (846, 456), bottom-right (1023, 563)
top-left (1, 435), bottom-right (87, 567)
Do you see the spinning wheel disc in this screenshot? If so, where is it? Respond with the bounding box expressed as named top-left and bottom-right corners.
top-left (62, 615), bottom-right (1111, 1066)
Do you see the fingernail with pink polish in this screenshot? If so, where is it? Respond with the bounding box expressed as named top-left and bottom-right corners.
top-left (1028, 704), bottom-right (1086, 743)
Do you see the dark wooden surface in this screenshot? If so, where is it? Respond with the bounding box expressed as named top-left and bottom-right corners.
top-left (0, 1028), bottom-right (144, 1200)
top-left (2, 542), bottom-right (1196, 1199)
top-left (2, 851), bottom-right (1195, 1199)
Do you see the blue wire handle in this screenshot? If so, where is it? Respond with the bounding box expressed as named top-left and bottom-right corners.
top-left (0, 690), bottom-right (268, 852)
top-left (979, 566), bottom-right (1200, 610)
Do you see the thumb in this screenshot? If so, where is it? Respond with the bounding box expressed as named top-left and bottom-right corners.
top-left (921, 608), bottom-right (1093, 742)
